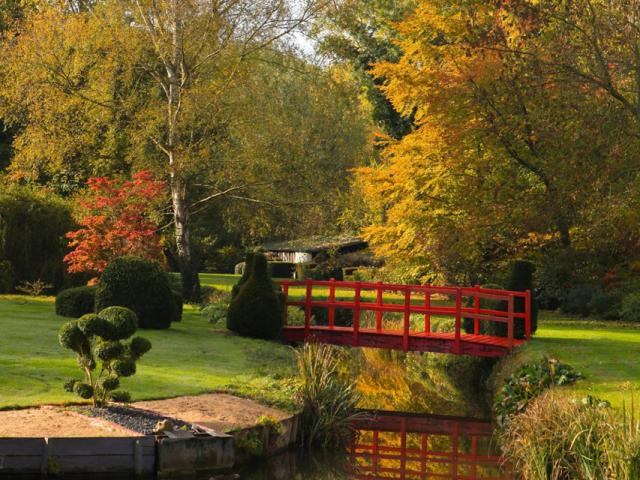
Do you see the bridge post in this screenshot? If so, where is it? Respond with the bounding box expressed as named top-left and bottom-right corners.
top-left (424, 285), bottom-right (431, 334)
top-left (508, 293), bottom-right (514, 349)
top-left (454, 288), bottom-right (461, 354)
top-left (305, 279), bottom-right (312, 341)
top-left (525, 289), bottom-right (532, 339)
top-left (283, 282), bottom-right (289, 325)
top-left (474, 285), bottom-right (480, 335)
top-left (376, 281), bottom-right (383, 332)
top-left (329, 278), bottom-right (336, 329)
top-left (403, 286), bottom-right (411, 352)
top-left (353, 282), bottom-right (361, 347)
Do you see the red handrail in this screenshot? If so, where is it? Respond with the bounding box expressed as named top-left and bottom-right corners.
top-left (279, 278), bottom-right (531, 355)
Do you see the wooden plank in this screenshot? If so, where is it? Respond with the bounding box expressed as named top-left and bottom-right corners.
top-left (47, 437), bottom-right (153, 456)
top-left (0, 438), bottom-right (45, 456)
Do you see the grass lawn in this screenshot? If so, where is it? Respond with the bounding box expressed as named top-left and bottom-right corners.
top-left (0, 294), bottom-right (296, 410)
top-left (499, 312), bottom-right (640, 408)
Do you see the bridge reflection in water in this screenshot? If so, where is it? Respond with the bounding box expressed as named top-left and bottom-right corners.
top-left (349, 411), bottom-right (508, 480)
top-left (238, 411), bottom-right (509, 480)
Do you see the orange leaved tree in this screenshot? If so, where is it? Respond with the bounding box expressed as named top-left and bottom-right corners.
top-left (64, 171), bottom-right (166, 281)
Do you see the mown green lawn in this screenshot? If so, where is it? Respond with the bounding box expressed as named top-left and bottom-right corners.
top-left (501, 312), bottom-right (640, 408)
top-left (0, 294), bottom-right (296, 410)
top-left (2, 273), bottom-right (640, 411)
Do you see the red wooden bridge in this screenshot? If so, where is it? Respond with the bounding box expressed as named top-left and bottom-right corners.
top-left (279, 279), bottom-right (531, 357)
top-left (349, 411), bottom-right (508, 479)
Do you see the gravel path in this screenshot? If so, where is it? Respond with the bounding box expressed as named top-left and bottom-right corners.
top-left (79, 405), bottom-right (192, 435)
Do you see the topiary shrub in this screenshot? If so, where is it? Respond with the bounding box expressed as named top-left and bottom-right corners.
top-left (226, 253), bottom-right (284, 339)
top-left (95, 256), bottom-right (177, 329)
top-left (59, 307), bottom-right (151, 406)
top-left (231, 252), bottom-right (255, 300)
top-left (561, 284), bottom-right (600, 317)
top-left (488, 261), bottom-right (539, 339)
top-left (621, 292), bottom-right (640, 322)
top-left (0, 260), bottom-right (14, 293)
top-left (55, 286), bottom-right (95, 318)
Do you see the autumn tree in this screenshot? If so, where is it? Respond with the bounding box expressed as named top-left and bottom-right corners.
top-left (65, 171), bottom-right (166, 279)
top-left (356, 0), bottom-right (640, 283)
top-left (0, 0), bottom-right (344, 300)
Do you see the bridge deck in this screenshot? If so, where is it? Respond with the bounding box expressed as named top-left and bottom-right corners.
top-left (282, 325), bottom-right (525, 357)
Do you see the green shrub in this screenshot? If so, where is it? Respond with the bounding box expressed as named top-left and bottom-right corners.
top-left (0, 186), bottom-right (74, 290)
top-left (561, 284), bottom-right (600, 317)
top-left (488, 261), bottom-right (539, 338)
top-left (0, 260), bottom-right (14, 293)
top-left (226, 253), bottom-right (284, 339)
top-left (621, 293), bottom-right (640, 322)
top-left (296, 262), bottom-right (344, 281)
top-left (589, 290), bottom-right (622, 320)
top-left (95, 256), bottom-right (177, 329)
top-left (268, 261), bottom-right (296, 279)
top-left (59, 307), bottom-right (151, 406)
top-left (171, 290), bottom-right (183, 322)
top-left (501, 391), bottom-right (640, 480)
top-left (494, 357), bottom-right (582, 426)
top-left (231, 252), bottom-right (255, 300)
top-left (55, 286), bottom-right (95, 318)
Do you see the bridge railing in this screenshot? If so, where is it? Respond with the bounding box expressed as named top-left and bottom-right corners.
top-left (277, 279), bottom-right (531, 352)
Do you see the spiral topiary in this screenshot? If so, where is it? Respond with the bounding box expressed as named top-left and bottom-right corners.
top-left (226, 253), bottom-right (284, 339)
top-left (58, 307), bottom-right (151, 406)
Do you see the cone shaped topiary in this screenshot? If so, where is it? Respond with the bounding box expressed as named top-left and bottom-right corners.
top-left (231, 252), bottom-right (255, 300)
top-left (488, 260), bottom-right (539, 339)
top-left (226, 253), bottom-right (284, 339)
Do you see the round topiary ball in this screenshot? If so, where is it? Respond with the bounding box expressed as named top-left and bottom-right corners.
top-left (95, 257), bottom-right (177, 329)
top-left (98, 306), bottom-right (138, 340)
top-left (58, 321), bottom-right (87, 353)
top-left (77, 313), bottom-right (113, 338)
top-left (129, 336), bottom-right (152, 358)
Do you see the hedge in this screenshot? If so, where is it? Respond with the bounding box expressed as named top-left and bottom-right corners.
top-left (55, 286), bottom-right (95, 318)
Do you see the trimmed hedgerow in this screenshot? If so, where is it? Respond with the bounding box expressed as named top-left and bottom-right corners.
top-left (95, 256), bottom-right (177, 329)
top-left (55, 286), bottom-right (95, 318)
top-left (59, 307), bottom-right (151, 406)
top-left (226, 253), bottom-right (284, 339)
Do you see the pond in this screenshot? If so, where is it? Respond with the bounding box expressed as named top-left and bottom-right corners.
top-left (235, 410), bottom-right (509, 480)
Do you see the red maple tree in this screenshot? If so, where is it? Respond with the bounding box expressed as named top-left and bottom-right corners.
top-left (64, 171), bottom-right (166, 279)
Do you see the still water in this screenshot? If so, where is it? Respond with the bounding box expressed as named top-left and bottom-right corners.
top-left (235, 410), bottom-right (508, 480)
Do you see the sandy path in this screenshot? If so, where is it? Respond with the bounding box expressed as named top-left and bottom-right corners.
top-left (0, 406), bottom-right (139, 437)
top-left (135, 393), bottom-right (290, 433)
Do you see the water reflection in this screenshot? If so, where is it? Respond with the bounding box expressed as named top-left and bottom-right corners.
top-left (237, 411), bottom-right (508, 480)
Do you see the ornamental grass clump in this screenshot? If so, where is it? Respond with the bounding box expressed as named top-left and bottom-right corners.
top-left (58, 306), bottom-right (151, 406)
top-left (295, 342), bottom-right (362, 448)
top-left (501, 391), bottom-right (640, 480)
